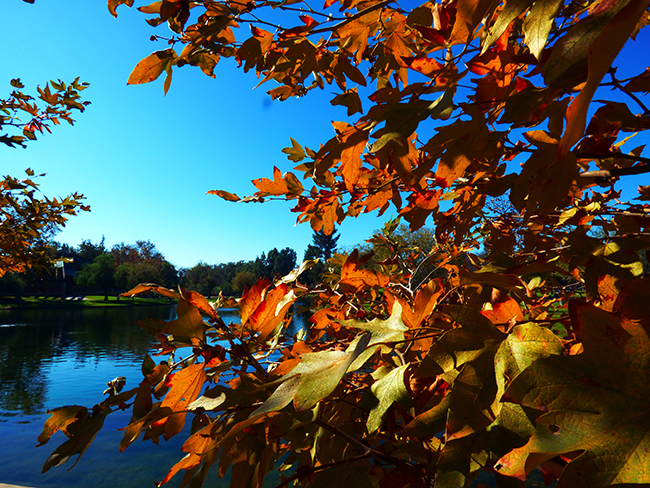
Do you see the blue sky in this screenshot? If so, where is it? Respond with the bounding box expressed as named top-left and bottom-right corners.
top-left (3, 0), bottom-right (386, 268)
top-left (4, 1), bottom-right (650, 269)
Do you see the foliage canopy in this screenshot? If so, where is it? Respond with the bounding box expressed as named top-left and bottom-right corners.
top-left (38, 0), bottom-right (650, 487)
top-left (1, 78), bottom-right (90, 275)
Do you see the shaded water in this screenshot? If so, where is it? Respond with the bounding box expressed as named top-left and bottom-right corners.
top-left (0, 305), bottom-right (307, 488)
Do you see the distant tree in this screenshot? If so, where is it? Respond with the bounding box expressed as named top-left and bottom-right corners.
top-left (310, 229), bottom-right (340, 261)
top-left (0, 273), bottom-right (26, 298)
top-left (254, 247), bottom-right (297, 280)
top-left (231, 270), bottom-right (257, 293)
top-left (111, 240), bottom-right (177, 289)
top-left (75, 253), bottom-right (115, 300)
top-left (303, 229), bottom-right (339, 286)
top-left (77, 237), bottom-right (106, 262)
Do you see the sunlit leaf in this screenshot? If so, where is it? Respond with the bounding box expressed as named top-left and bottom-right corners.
top-left (127, 50), bottom-right (177, 85)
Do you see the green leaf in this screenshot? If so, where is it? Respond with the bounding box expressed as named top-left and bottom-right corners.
top-left (341, 301), bottom-right (409, 371)
top-left (282, 137), bottom-right (306, 162)
top-left (482, 0), bottom-right (536, 55)
top-left (367, 363), bottom-right (412, 433)
top-left (293, 333), bottom-right (371, 411)
top-left (369, 90), bottom-right (454, 153)
top-left (496, 298), bottom-right (650, 486)
top-left (262, 333), bottom-right (372, 412)
top-left (523, 0), bottom-right (563, 60)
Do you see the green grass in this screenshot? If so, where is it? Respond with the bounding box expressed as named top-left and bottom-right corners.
top-left (0, 294), bottom-right (173, 310)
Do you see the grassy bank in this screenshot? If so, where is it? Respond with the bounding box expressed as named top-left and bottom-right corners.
top-left (0, 294), bottom-right (174, 310)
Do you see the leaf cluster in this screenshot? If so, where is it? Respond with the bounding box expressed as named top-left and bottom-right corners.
top-left (37, 0), bottom-right (650, 487)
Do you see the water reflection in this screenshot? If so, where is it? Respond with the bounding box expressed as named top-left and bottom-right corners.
top-left (0, 306), bottom-right (175, 416)
top-left (0, 305), bottom-right (309, 416)
top-left (0, 304), bottom-right (310, 488)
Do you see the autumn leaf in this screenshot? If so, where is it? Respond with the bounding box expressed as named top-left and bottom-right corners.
top-left (108, 0), bottom-right (134, 17)
top-left (253, 166), bottom-right (289, 196)
top-left (367, 363), bottom-right (412, 433)
top-left (248, 283), bottom-right (296, 342)
top-left (496, 293), bottom-right (650, 486)
top-left (339, 249), bottom-right (390, 292)
top-left (558, 0), bottom-right (650, 156)
top-left (121, 283), bottom-right (181, 299)
top-left (524, 0), bottom-right (563, 60)
top-left (282, 137), bottom-right (306, 162)
top-left (127, 50), bottom-right (177, 85)
top-left (163, 299), bottom-right (206, 341)
top-left (207, 189), bottom-right (240, 201)
top-left (159, 364), bottom-right (207, 440)
top-left (41, 409), bottom-right (108, 473)
top-left (37, 406), bottom-right (88, 446)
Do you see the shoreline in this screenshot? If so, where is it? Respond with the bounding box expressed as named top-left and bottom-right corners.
top-left (0, 296), bottom-right (174, 311)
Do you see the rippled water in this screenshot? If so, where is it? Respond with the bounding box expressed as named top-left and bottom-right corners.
top-left (0, 305), bottom-right (306, 488)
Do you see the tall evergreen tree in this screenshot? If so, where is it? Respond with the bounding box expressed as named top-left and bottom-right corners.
top-left (304, 229), bottom-right (339, 261)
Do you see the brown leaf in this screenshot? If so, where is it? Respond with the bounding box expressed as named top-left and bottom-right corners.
top-left (108, 0), bottom-right (134, 17)
top-left (127, 50), bottom-right (177, 85)
top-left (559, 0), bottom-right (650, 157)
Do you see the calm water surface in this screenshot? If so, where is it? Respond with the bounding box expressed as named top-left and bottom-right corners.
top-left (0, 305), bottom-right (307, 488)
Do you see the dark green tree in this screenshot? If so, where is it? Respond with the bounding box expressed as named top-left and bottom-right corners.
top-left (75, 253), bottom-right (115, 300)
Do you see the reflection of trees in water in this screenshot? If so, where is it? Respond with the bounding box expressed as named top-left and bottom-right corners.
top-left (0, 306), bottom-right (174, 415)
top-left (0, 304), bottom-right (311, 416)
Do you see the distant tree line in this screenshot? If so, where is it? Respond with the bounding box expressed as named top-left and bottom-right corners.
top-left (0, 229), bottom-right (344, 299)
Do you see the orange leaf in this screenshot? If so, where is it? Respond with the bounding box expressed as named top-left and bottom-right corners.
top-left (405, 56), bottom-right (444, 77)
top-left (108, 0), bottom-right (134, 17)
top-left (37, 406), bottom-right (87, 446)
top-left (481, 297), bottom-right (524, 326)
top-left (253, 166), bottom-right (289, 195)
top-left (121, 283), bottom-right (181, 299)
top-left (127, 50), bottom-right (177, 85)
top-left (340, 128), bottom-right (368, 192)
top-left (180, 287), bottom-right (220, 319)
top-left (163, 299), bottom-right (206, 341)
top-left (239, 277), bottom-right (272, 325)
top-left (160, 364), bottom-right (206, 440)
top-left (340, 250), bottom-right (390, 292)
top-left (207, 189), bottom-right (240, 201)
top-left (249, 284), bottom-right (296, 342)
top-left (399, 278), bottom-right (445, 329)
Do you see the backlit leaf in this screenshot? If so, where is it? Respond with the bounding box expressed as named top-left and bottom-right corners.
top-left (108, 0), bottom-right (134, 17)
top-left (367, 363), bottom-right (412, 433)
top-left (160, 364), bottom-right (206, 440)
top-left (207, 189), bottom-right (240, 201)
top-left (127, 50), bottom-right (177, 85)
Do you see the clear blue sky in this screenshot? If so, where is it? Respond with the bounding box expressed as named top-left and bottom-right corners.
top-left (4, 1), bottom-right (649, 269)
top-left (3, 0), bottom-right (386, 269)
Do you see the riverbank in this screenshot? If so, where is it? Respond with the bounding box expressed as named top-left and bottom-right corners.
top-left (0, 295), bottom-right (173, 310)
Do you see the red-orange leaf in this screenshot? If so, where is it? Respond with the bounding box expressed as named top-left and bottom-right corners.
top-left (160, 364), bottom-right (206, 440)
top-left (249, 284), bottom-right (296, 342)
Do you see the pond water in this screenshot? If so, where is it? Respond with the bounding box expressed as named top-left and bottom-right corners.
top-left (0, 305), bottom-right (308, 488)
